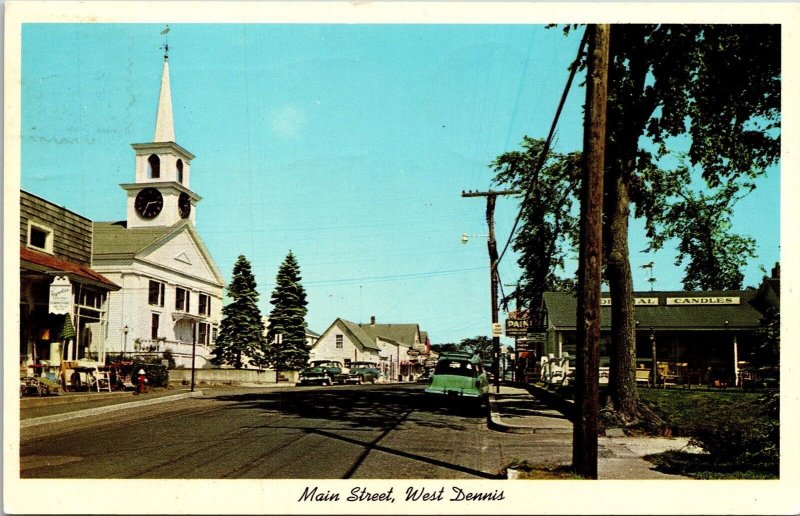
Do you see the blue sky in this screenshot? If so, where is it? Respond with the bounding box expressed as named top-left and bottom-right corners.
top-left (21, 23), bottom-right (780, 344)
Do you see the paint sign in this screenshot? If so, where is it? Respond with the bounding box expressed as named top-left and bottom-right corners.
top-left (505, 310), bottom-right (529, 337)
top-left (48, 276), bottom-right (72, 314)
top-left (492, 323), bottom-right (503, 337)
top-left (666, 296), bottom-right (740, 306)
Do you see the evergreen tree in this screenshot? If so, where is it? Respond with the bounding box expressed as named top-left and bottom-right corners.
top-left (266, 251), bottom-right (309, 371)
top-left (211, 255), bottom-right (267, 369)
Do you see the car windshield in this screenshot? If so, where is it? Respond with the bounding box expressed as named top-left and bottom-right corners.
top-left (351, 362), bottom-right (376, 368)
top-left (310, 361), bottom-right (337, 368)
top-left (434, 359), bottom-right (477, 378)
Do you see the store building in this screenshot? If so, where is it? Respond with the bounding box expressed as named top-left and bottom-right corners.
top-left (533, 268), bottom-right (779, 386)
top-left (91, 52), bottom-right (224, 368)
top-left (20, 190), bottom-right (119, 380)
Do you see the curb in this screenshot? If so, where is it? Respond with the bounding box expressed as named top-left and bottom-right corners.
top-left (487, 394), bottom-right (572, 435)
top-left (21, 390), bottom-right (204, 428)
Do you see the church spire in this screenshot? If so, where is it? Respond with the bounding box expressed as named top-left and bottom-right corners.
top-left (153, 42), bottom-right (175, 143)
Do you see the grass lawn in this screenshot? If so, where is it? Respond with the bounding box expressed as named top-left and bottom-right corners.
top-left (638, 388), bottom-right (764, 436)
top-left (637, 387), bottom-right (778, 479)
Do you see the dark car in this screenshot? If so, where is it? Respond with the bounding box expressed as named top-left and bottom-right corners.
top-left (338, 361), bottom-right (382, 384)
top-left (298, 360), bottom-right (343, 386)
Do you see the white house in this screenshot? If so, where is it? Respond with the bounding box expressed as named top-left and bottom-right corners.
top-left (92, 52), bottom-right (224, 368)
top-left (311, 318), bottom-right (382, 367)
top-left (312, 316), bottom-right (431, 381)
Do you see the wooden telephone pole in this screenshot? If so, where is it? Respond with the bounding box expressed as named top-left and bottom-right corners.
top-left (462, 189), bottom-right (520, 393)
top-left (573, 23), bottom-right (610, 479)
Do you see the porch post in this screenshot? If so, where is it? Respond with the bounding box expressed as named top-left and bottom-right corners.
top-left (733, 334), bottom-right (739, 387)
top-left (558, 332), bottom-right (563, 357)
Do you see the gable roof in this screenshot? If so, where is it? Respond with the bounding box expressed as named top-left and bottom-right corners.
top-left (543, 290), bottom-right (764, 331)
top-left (93, 220), bottom-right (224, 285)
top-left (359, 323), bottom-right (420, 347)
top-left (314, 318), bottom-right (381, 351)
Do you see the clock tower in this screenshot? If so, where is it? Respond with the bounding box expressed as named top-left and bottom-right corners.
top-left (123, 50), bottom-right (200, 228)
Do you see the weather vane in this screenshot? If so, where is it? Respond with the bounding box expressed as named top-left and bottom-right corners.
top-left (160, 25), bottom-right (171, 59)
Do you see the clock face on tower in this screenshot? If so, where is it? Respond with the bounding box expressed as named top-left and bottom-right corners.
top-left (135, 187), bottom-right (164, 219)
top-left (178, 192), bottom-right (192, 219)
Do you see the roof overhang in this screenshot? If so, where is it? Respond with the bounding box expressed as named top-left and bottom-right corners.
top-left (172, 312), bottom-right (206, 323)
top-left (131, 141), bottom-right (195, 160)
top-left (120, 182), bottom-right (202, 202)
top-left (21, 247), bottom-right (120, 291)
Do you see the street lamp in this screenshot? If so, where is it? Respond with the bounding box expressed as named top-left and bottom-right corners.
top-left (122, 325), bottom-right (129, 357)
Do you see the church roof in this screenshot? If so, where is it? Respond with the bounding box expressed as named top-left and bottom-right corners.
top-left (92, 219), bottom-right (224, 286)
top-left (92, 221), bottom-right (177, 257)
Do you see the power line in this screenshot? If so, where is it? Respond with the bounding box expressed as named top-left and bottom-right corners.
top-left (494, 27), bottom-right (589, 273)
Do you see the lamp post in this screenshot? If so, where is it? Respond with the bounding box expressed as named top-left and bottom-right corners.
top-left (274, 333), bottom-right (283, 383)
top-left (122, 325), bottom-right (129, 358)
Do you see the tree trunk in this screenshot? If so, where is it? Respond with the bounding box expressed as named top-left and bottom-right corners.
top-left (604, 168), bottom-right (640, 419)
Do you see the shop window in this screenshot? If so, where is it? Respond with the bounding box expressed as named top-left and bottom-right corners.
top-left (151, 313), bottom-right (160, 340)
top-left (148, 280), bottom-right (165, 306)
top-left (148, 154), bottom-right (160, 178)
top-left (344, 358), bottom-right (351, 367)
top-left (175, 287), bottom-right (190, 312)
top-left (27, 221), bottom-right (53, 253)
top-left (336, 334), bottom-right (343, 349)
top-left (198, 293), bottom-right (210, 316)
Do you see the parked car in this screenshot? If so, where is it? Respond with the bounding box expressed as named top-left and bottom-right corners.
top-left (297, 360), bottom-right (343, 386)
top-left (416, 368), bottom-right (433, 384)
top-left (338, 361), bottom-right (381, 384)
top-left (424, 352), bottom-right (489, 408)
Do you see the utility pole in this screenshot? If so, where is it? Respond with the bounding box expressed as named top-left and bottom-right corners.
top-left (462, 189), bottom-right (520, 393)
top-left (573, 23), bottom-right (610, 479)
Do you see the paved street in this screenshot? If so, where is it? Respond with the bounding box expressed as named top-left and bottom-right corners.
top-left (20, 384), bottom-right (572, 479)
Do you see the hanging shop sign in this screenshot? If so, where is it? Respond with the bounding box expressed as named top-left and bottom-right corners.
top-left (505, 310), bottom-right (529, 337)
top-left (526, 332), bottom-right (547, 344)
top-left (407, 348), bottom-right (421, 357)
top-left (49, 276), bottom-right (72, 315)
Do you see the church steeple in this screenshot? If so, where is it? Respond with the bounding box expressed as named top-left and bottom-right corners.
top-left (153, 55), bottom-right (175, 143)
top-left (123, 37), bottom-right (200, 229)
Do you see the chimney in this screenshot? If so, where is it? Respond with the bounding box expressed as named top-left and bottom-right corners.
top-left (370, 316), bottom-right (376, 326)
top-left (771, 262), bottom-right (780, 279)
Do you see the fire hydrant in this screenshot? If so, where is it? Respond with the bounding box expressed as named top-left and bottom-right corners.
top-left (136, 368), bottom-right (147, 395)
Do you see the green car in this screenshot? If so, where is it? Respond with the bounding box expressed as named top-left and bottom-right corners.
top-left (424, 352), bottom-right (489, 406)
top-left (298, 360), bottom-right (343, 386)
top-left (338, 361), bottom-right (382, 384)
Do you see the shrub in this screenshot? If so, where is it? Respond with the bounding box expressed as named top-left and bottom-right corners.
top-left (686, 393), bottom-right (778, 472)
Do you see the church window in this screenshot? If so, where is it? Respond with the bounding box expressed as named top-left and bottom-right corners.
top-left (198, 293), bottom-right (210, 316)
top-left (151, 313), bottom-right (160, 340)
top-left (197, 322), bottom-right (210, 345)
top-left (148, 280), bottom-right (165, 306)
top-left (175, 287), bottom-right (190, 312)
top-left (148, 154), bottom-right (161, 179)
top-left (336, 334), bottom-right (343, 349)
top-left (176, 159), bottom-right (184, 183)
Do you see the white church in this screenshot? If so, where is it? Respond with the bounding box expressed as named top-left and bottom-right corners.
top-left (92, 49), bottom-right (224, 368)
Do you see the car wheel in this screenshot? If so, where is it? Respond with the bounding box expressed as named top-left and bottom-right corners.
top-left (324, 378), bottom-right (331, 386)
top-left (357, 375), bottom-right (364, 385)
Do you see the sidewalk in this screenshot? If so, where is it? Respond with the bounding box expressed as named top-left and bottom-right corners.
top-left (488, 384), bottom-right (694, 479)
top-left (20, 388), bottom-right (204, 427)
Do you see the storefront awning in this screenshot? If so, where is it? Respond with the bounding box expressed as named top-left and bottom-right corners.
top-left (21, 246), bottom-right (119, 290)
